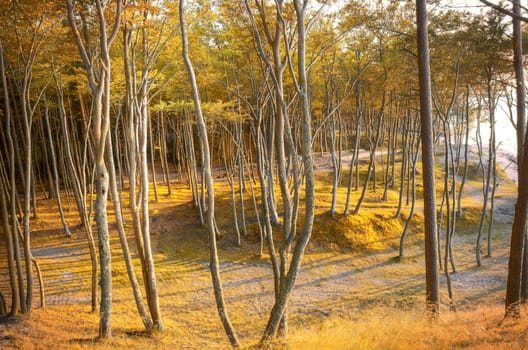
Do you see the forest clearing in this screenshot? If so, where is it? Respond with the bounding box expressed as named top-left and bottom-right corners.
top-left (0, 149), bottom-right (525, 349)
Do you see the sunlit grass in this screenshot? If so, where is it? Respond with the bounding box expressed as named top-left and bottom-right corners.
top-left (288, 305), bottom-right (528, 350)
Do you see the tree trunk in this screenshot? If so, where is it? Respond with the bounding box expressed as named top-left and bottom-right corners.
top-left (44, 98), bottom-right (72, 236)
top-left (394, 113), bottom-right (409, 219)
top-left (94, 165), bottom-right (112, 338)
top-left (261, 0), bottom-right (315, 342)
top-left (506, 0), bottom-right (528, 316)
top-left (457, 87), bottom-right (470, 218)
top-left (140, 95), bottom-right (164, 332)
top-left (399, 118), bottom-right (420, 259)
top-left (416, 0), bottom-right (440, 314)
top-left (106, 132), bottom-right (152, 331)
top-left (353, 104), bottom-right (384, 215)
top-left (180, 1), bottom-right (240, 346)
top-left (344, 84), bottom-right (361, 216)
top-left (505, 122), bottom-right (528, 317)
top-left (0, 43), bottom-right (21, 315)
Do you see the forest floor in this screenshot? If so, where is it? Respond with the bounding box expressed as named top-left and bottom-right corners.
top-left (1, 149), bottom-right (527, 349)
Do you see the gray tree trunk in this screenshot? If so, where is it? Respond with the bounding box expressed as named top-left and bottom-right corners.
top-left (180, 1), bottom-right (240, 346)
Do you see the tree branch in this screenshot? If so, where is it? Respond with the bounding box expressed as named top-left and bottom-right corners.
top-left (479, 0), bottom-right (528, 22)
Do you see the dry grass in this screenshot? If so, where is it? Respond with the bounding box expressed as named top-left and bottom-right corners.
top-left (288, 305), bottom-right (528, 350)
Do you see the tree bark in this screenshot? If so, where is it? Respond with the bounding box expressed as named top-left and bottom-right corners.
top-left (0, 42), bottom-right (21, 316)
top-left (180, 1), bottom-right (240, 346)
top-left (44, 98), bottom-right (72, 237)
top-left (416, 0), bottom-right (440, 314)
top-left (261, 0), bottom-right (315, 342)
top-left (506, 0), bottom-right (528, 317)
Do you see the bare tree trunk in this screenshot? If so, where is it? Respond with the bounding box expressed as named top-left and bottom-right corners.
top-left (353, 104), bottom-right (384, 215)
top-left (507, 0), bottom-right (528, 312)
top-left (399, 117), bottom-right (420, 259)
top-left (139, 95), bottom-right (164, 332)
top-left (94, 161), bottom-right (112, 338)
top-left (505, 109), bottom-right (528, 317)
top-left (394, 113), bottom-right (409, 219)
top-left (223, 135), bottom-right (241, 246)
top-left (44, 97), bottom-right (72, 236)
top-left (457, 86), bottom-right (470, 217)
top-left (476, 75), bottom-right (495, 267)
top-left (442, 118), bottom-right (455, 309)
top-left (123, 21), bottom-right (163, 332)
top-left (159, 110), bottom-right (172, 196)
top-left (147, 110), bottom-right (159, 202)
top-left (56, 81), bottom-right (98, 312)
top-left (106, 131), bottom-right (152, 331)
top-left (416, 0), bottom-right (440, 314)
top-left (0, 43), bottom-right (21, 315)
top-left (344, 67), bottom-right (362, 216)
top-left (180, 1), bottom-right (240, 346)
top-left (383, 112), bottom-right (395, 201)
top-left (0, 163), bottom-right (19, 315)
top-left (1, 43), bottom-right (27, 315)
top-left (261, 0), bottom-right (315, 342)
top-left (235, 123), bottom-right (248, 238)
top-left (66, 0), bottom-right (122, 338)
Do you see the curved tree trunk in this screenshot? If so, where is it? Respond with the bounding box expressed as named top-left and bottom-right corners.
top-left (66, 0), bottom-right (122, 338)
top-left (353, 104), bottom-right (384, 215)
top-left (180, 1), bottom-right (240, 346)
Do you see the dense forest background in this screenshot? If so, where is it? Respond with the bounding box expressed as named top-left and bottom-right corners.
top-left (1, 0), bottom-right (528, 348)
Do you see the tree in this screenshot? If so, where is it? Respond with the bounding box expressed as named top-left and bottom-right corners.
top-left (416, 0), bottom-right (440, 314)
top-left (259, 0), bottom-right (316, 343)
top-left (505, 0), bottom-right (528, 317)
top-left (0, 41), bottom-right (20, 316)
top-left (179, 0), bottom-right (240, 347)
top-left (66, 0), bottom-right (122, 338)
top-left (121, 1), bottom-right (165, 332)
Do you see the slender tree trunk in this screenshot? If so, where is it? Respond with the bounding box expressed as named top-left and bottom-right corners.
top-left (66, 0), bottom-right (122, 337)
top-left (44, 98), bottom-right (72, 236)
top-left (442, 119), bottom-right (454, 308)
top-left (344, 85), bottom-right (361, 216)
top-left (147, 110), bottom-right (159, 202)
top-left (57, 83), bottom-right (98, 312)
top-left (180, 1), bottom-right (240, 346)
top-left (0, 43), bottom-right (21, 315)
top-left (106, 132), bottom-right (152, 331)
top-left (399, 119), bottom-right (420, 259)
top-left (236, 123), bottom-right (248, 238)
top-left (353, 104), bottom-right (384, 215)
top-left (261, 0), bottom-right (315, 342)
top-left (139, 96), bottom-right (164, 332)
top-left (21, 74), bottom-right (34, 316)
top-left (477, 76), bottom-right (495, 267)
top-left (457, 87), bottom-right (470, 217)
top-left (395, 113), bottom-right (409, 219)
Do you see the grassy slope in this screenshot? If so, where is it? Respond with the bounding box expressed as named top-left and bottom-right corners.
top-left (0, 154), bottom-right (526, 349)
